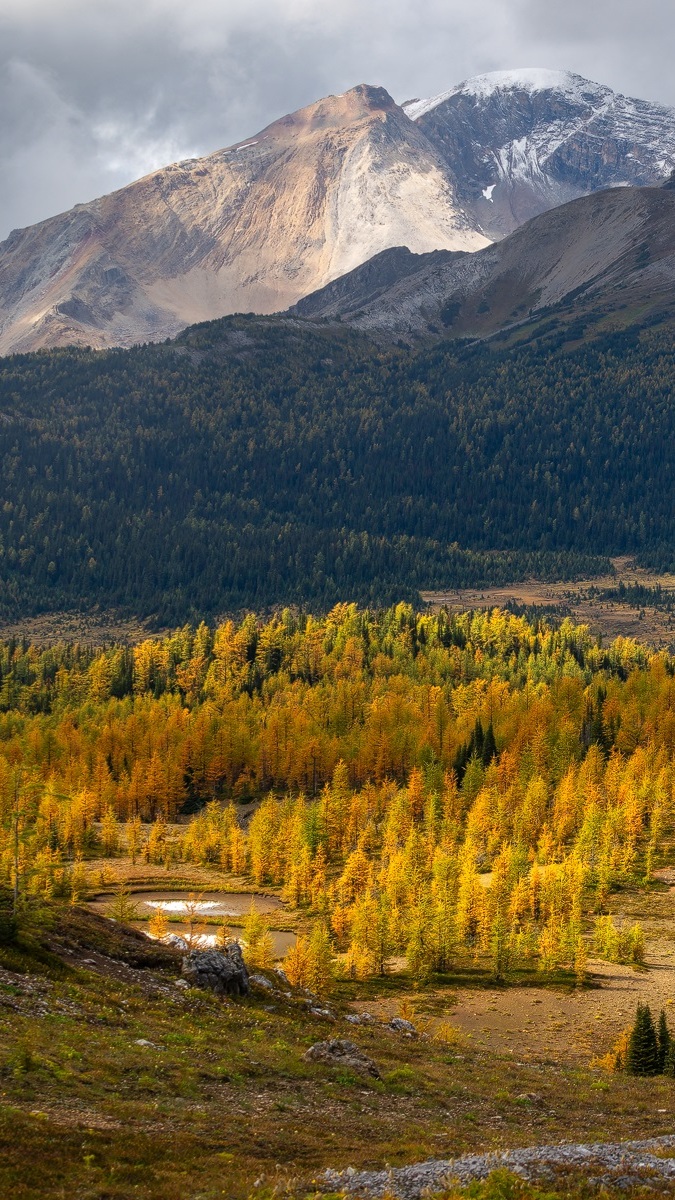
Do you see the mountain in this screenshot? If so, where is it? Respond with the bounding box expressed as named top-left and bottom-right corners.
top-left (1, 69), bottom-right (675, 355)
top-left (405, 68), bottom-right (675, 239)
top-left (0, 85), bottom-right (487, 356)
top-left (291, 183), bottom-right (675, 342)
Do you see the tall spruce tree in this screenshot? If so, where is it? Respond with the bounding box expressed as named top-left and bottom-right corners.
top-left (658, 1009), bottom-right (670, 1073)
top-left (626, 1003), bottom-right (659, 1075)
top-left (482, 722), bottom-right (498, 766)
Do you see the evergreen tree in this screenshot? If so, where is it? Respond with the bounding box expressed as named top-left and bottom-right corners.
top-left (243, 901), bottom-right (275, 969)
top-left (658, 1009), bottom-right (670, 1073)
top-left (284, 935), bottom-right (311, 989)
top-left (573, 936), bottom-right (588, 987)
top-left (306, 921), bottom-right (335, 998)
top-left (664, 1038), bottom-right (675, 1077)
top-left (148, 904), bottom-right (168, 941)
top-left (625, 1004), bottom-right (659, 1075)
top-left (482, 722), bottom-right (498, 766)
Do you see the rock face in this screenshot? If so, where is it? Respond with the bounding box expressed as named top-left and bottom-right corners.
top-left (181, 945), bottom-right (249, 998)
top-left (1, 69), bottom-right (674, 355)
top-left (405, 68), bottom-right (675, 240)
top-left (292, 184), bottom-right (675, 342)
top-left (0, 85), bottom-right (486, 356)
top-left (305, 1039), bottom-right (381, 1079)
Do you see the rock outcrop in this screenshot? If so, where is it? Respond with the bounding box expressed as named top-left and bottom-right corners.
top-left (292, 184), bottom-right (675, 342)
top-left (0, 85), bottom-right (486, 356)
top-left (181, 945), bottom-right (249, 998)
top-left (324, 1135), bottom-right (675, 1197)
top-left (406, 68), bottom-right (675, 240)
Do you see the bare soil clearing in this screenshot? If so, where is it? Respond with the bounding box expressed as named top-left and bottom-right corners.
top-left (0, 609), bottom-right (161, 646)
top-left (423, 557), bottom-right (675, 648)
top-left (350, 884), bottom-right (675, 1071)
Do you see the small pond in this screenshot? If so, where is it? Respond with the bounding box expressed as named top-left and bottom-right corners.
top-left (89, 889), bottom-right (295, 959)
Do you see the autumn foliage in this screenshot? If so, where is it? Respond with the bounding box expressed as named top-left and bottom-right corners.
top-left (0, 604), bottom-right (670, 978)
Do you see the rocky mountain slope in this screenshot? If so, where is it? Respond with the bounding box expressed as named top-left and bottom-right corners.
top-left (0, 85), bottom-right (487, 355)
top-left (406, 68), bottom-right (675, 239)
top-left (1, 69), bottom-right (674, 354)
top-left (291, 183), bottom-right (675, 341)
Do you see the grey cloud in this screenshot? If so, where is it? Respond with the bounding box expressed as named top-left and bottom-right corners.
top-left (0, 0), bottom-right (674, 239)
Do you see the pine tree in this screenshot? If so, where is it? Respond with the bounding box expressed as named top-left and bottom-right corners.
top-left (215, 915), bottom-right (232, 948)
top-left (489, 911), bottom-right (511, 982)
top-left (284, 935), bottom-right (311, 988)
top-left (657, 1009), bottom-right (670, 1073)
top-left (574, 936), bottom-right (588, 987)
top-left (69, 856), bottom-right (88, 905)
top-left (100, 807), bottom-right (120, 857)
top-left (482, 722), bottom-right (498, 766)
top-left (306, 921), bottom-right (335, 998)
top-left (107, 880), bottom-right (139, 923)
top-left (125, 816), bottom-right (143, 865)
top-left (625, 1004), bottom-right (659, 1075)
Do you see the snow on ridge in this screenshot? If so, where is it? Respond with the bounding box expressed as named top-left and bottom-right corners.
top-left (403, 68), bottom-right (608, 121)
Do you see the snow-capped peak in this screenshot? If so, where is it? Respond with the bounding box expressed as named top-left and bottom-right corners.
top-left (403, 69), bottom-right (608, 121)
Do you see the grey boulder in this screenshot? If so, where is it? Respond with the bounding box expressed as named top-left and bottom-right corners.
top-left (388, 1017), bottom-right (417, 1035)
top-left (305, 1038), bottom-right (380, 1079)
top-left (182, 944), bottom-right (249, 997)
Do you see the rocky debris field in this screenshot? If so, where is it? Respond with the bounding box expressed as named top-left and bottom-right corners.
top-left (325, 1135), bottom-right (675, 1197)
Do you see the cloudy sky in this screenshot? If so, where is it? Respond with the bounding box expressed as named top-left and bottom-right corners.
top-left (0, 0), bottom-right (673, 240)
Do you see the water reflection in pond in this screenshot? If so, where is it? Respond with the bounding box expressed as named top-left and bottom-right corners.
top-left (90, 889), bottom-right (294, 959)
top-left (149, 924), bottom-right (296, 957)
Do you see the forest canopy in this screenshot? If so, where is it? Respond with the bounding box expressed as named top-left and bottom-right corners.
top-left (0, 604), bottom-right (669, 981)
top-left (1, 316), bottom-right (674, 621)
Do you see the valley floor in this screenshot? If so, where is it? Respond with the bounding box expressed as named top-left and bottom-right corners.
top-left (423, 558), bottom-right (675, 649)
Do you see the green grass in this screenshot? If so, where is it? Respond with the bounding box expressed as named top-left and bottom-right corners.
top-left (1, 905), bottom-right (673, 1199)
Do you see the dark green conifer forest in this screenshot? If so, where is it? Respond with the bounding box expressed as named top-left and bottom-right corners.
top-left (0, 315), bottom-right (673, 622)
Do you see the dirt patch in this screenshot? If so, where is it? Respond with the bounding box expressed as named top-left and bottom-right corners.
top-left (354, 885), bottom-right (675, 1070)
top-left (423, 557), bottom-right (675, 649)
top-left (0, 609), bottom-right (166, 646)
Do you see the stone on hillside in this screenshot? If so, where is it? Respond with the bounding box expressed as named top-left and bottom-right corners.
top-left (305, 1039), bottom-right (381, 1078)
top-left (388, 1017), bottom-right (417, 1035)
top-left (182, 944), bottom-right (249, 998)
top-left (249, 972), bottom-right (275, 991)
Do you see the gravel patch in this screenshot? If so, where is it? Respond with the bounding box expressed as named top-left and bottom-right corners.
top-left (324, 1135), bottom-right (675, 1196)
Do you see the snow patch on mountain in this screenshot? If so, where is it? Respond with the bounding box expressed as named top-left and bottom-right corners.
top-left (403, 69), bottom-right (608, 120)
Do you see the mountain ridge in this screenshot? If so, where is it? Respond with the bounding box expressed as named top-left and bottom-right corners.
top-left (406, 68), bottom-right (675, 239)
top-left (1, 69), bottom-right (675, 354)
top-left (290, 182), bottom-right (675, 342)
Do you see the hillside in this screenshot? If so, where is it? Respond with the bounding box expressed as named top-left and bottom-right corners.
top-left (291, 183), bottom-right (675, 341)
top-left (2, 314), bottom-right (675, 621)
top-left (1, 69), bottom-right (674, 355)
